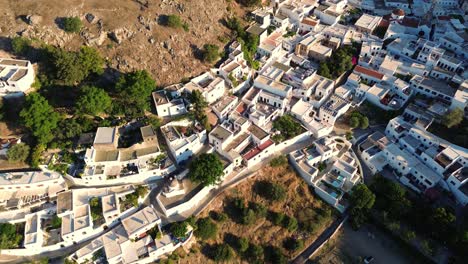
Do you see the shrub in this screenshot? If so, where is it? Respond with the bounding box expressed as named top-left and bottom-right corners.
top-left (63, 17), bottom-right (83, 33)
top-left (209, 211), bottom-right (228, 223)
top-left (11, 37), bottom-right (32, 55)
top-left (237, 237), bottom-right (249, 253)
top-left (246, 243), bottom-right (264, 262)
top-left (7, 143), bottom-right (30, 163)
top-left (166, 15), bottom-right (183, 28)
top-left (170, 221), bottom-right (188, 238)
top-left (249, 202), bottom-right (267, 218)
top-left (194, 217), bottom-right (218, 240)
top-left (271, 212), bottom-right (285, 225)
top-left (283, 237), bottom-right (304, 251)
top-left (265, 246), bottom-right (287, 264)
top-left (282, 215), bottom-right (298, 232)
top-left (202, 44), bottom-right (220, 63)
top-left (211, 244), bottom-right (234, 262)
top-left (270, 155), bottom-right (288, 167)
top-left (241, 209), bottom-right (257, 225)
top-left (255, 181), bottom-right (287, 201)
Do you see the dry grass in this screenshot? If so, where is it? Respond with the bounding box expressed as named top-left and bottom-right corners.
top-left (177, 164), bottom-right (336, 263)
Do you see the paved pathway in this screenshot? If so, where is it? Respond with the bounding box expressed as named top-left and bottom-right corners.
top-left (291, 215), bottom-right (347, 264)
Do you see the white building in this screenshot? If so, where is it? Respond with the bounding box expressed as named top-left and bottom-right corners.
top-left (290, 136), bottom-right (362, 213)
top-left (161, 119), bottom-right (207, 164)
top-left (0, 170), bottom-right (67, 210)
top-left (152, 90), bottom-right (187, 118)
top-left (0, 58), bottom-right (35, 96)
top-left (83, 126), bottom-right (175, 185)
top-left (184, 72), bottom-right (226, 104)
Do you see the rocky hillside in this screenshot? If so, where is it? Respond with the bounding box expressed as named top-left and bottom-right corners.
top-left (0, 0), bottom-right (247, 86)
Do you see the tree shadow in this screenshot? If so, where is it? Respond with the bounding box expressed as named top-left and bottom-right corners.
top-left (200, 243), bottom-right (216, 260)
top-left (223, 232), bottom-right (240, 250)
top-left (157, 15), bottom-right (170, 26)
top-left (54, 17), bottom-right (66, 30)
top-left (190, 43), bottom-right (204, 61)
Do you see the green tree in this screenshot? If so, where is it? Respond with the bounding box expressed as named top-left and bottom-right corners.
top-left (349, 116), bottom-right (359, 128)
top-left (194, 217), bottom-right (218, 240)
top-left (170, 221), bottom-right (188, 238)
top-left (360, 116), bottom-right (369, 129)
top-left (51, 46), bottom-right (104, 85)
top-left (7, 143), bottom-right (30, 162)
top-left (30, 144), bottom-right (45, 168)
top-left (212, 244), bottom-right (234, 262)
top-left (443, 108), bottom-right (464, 128)
top-left (403, 230), bottom-right (416, 242)
top-left (76, 86), bottom-right (112, 116)
top-left (188, 153), bottom-right (224, 187)
top-left (272, 115), bottom-right (303, 141)
top-left (318, 62), bottom-right (332, 79)
top-left (20, 93), bottom-right (60, 144)
top-left (0, 223), bottom-right (23, 249)
top-left (202, 44), bottom-right (220, 63)
top-left (51, 215), bottom-right (62, 229)
top-left (116, 70), bottom-right (156, 111)
top-left (189, 90), bottom-right (209, 130)
top-left (55, 118), bottom-right (83, 141)
top-left (350, 184), bottom-right (375, 210)
top-left (255, 181), bottom-right (287, 201)
top-left (135, 185), bottom-right (149, 198)
top-left (145, 116), bottom-right (162, 130)
top-left (63, 17), bottom-right (83, 33)
top-left (349, 184), bottom-right (375, 229)
top-left (11, 37), bottom-right (32, 55)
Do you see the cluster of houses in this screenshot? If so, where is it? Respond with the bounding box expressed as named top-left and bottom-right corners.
top-left (0, 0), bottom-right (467, 262)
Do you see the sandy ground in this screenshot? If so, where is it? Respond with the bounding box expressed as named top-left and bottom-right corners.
top-left (310, 223), bottom-right (414, 264)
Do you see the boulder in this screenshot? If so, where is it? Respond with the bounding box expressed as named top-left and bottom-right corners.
top-left (26, 15), bottom-right (42, 25)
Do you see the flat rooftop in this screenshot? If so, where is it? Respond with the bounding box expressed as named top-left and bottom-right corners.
top-left (94, 127), bottom-right (117, 145)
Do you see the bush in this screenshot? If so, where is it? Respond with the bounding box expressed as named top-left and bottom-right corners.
top-left (0, 223), bottom-right (23, 249)
top-left (349, 111), bottom-right (369, 130)
top-left (194, 217), bottom-right (218, 240)
top-left (166, 15), bottom-right (183, 28)
top-left (237, 237), bottom-right (249, 253)
top-left (170, 221), bottom-right (188, 238)
top-left (265, 246), bottom-right (287, 264)
top-left (283, 237), bottom-right (304, 251)
top-left (211, 244), bottom-right (234, 262)
top-left (246, 243), bottom-right (264, 262)
top-left (11, 37), bottom-right (32, 55)
top-left (7, 143), bottom-right (30, 163)
top-left (270, 155), bottom-right (288, 167)
top-left (255, 181), bottom-right (287, 201)
top-left (282, 215), bottom-right (298, 232)
top-left (209, 211), bottom-right (228, 223)
top-left (249, 202), bottom-right (267, 218)
top-left (63, 17), bottom-right (83, 33)
top-left (271, 212), bottom-right (285, 225)
top-left (51, 215), bottom-right (62, 229)
top-left (443, 108), bottom-right (463, 128)
top-left (241, 209), bottom-right (257, 225)
top-left (202, 44), bottom-right (220, 63)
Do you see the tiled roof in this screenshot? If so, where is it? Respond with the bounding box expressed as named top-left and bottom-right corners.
top-left (242, 139), bottom-right (274, 161)
top-left (354, 65), bottom-right (384, 80)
